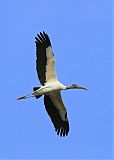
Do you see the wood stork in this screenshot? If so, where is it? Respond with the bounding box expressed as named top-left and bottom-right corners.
top-left (17, 31), bottom-right (87, 137)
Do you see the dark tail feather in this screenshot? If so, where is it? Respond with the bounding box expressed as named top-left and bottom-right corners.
top-left (33, 87), bottom-right (40, 91)
top-left (35, 95), bottom-right (42, 99)
top-left (33, 87), bottom-right (42, 99)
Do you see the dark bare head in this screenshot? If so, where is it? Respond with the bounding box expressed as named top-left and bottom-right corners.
top-left (66, 84), bottom-right (87, 90)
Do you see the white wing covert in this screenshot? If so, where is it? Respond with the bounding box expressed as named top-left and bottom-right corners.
top-left (35, 31), bottom-right (57, 85)
top-left (44, 92), bottom-right (69, 137)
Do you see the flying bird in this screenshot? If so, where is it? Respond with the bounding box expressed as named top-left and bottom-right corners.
top-left (17, 31), bottom-right (87, 137)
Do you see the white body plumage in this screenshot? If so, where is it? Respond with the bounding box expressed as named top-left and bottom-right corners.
top-left (32, 81), bottom-right (66, 96)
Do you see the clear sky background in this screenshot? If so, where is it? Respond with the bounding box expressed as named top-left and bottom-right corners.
top-left (0, 0), bottom-right (112, 159)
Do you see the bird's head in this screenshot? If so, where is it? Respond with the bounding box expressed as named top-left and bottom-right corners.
top-left (66, 84), bottom-right (87, 90)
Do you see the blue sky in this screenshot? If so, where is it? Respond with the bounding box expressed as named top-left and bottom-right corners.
top-left (0, 0), bottom-right (112, 159)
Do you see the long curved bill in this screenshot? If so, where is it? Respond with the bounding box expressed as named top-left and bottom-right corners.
top-left (77, 86), bottom-right (88, 90)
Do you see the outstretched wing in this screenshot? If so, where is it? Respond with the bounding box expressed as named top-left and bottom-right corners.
top-left (35, 31), bottom-right (57, 85)
top-left (44, 92), bottom-right (69, 137)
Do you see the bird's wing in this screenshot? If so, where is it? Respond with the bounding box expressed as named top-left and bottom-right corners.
top-left (44, 91), bottom-right (69, 137)
top-left (35, 31), bottom-right (57, 85)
